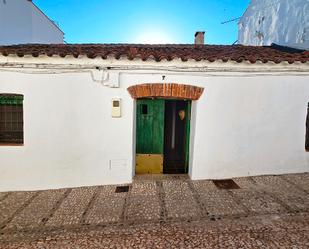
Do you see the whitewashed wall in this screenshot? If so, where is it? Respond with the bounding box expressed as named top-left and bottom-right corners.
top-left (238, 0), bottom-right (309, 50)
top-left (120, 72), bottom-right (309, 180)
top-left (0, 70), bottom-right (134, 191)
top-left (0, 57), bottom-right (308, 191)
top-left (0, 0), bottom-right (64, 45)
top-left (191, 76), bottom-right (309, 179)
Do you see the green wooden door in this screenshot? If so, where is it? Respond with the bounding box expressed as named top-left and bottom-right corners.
top-left (136, 99), bottom-right (165, 154)
top-left (136, 99), bottom-right (191, 174)
top-left (136, 99), bottom-right (165, 174)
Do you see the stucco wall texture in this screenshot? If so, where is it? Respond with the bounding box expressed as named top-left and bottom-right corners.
top-left (0, 57), bottom-right (308, 191)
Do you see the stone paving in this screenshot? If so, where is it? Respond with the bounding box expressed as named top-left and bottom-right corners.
top-left (0, 173), bottom-right (308, 248)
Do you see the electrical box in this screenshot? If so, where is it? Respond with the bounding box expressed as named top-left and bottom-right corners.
top-left (112, 98), bottom-right (121, 118)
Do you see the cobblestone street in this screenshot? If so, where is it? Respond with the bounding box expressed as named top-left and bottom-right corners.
top-left (0, 173), bottom-right (308, 248)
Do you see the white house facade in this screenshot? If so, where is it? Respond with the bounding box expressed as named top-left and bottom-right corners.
top-left (0, 0), bottom-right (64, 45)
top-left (238, 0), bottom-right (309, 50)
top-left (0, 42), bottom-right (308, 191)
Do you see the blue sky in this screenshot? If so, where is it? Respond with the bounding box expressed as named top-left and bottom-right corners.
top-left (34, 0), bottom-right (250, 45)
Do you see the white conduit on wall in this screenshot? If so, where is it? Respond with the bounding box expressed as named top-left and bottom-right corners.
top-left (0, 67), bottom-right (118, 87)
top-left (0, 64), bottom-right (309, 88)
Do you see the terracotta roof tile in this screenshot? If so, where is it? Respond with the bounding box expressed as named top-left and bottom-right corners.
top-left (0, 43), bottom-right (308, 64)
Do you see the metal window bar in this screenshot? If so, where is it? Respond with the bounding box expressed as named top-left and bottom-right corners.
top-left (0, 94), bottom-right (23, 144)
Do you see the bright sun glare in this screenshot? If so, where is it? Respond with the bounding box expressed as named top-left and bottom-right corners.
top-left (135, 31), bottom-right (174, 44)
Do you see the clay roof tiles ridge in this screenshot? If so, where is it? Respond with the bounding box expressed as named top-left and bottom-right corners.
top-left (0, 44), bottom-right (308, 64)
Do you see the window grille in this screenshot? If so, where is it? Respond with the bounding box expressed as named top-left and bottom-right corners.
top-left (0, 94), bottom-right (24, 144)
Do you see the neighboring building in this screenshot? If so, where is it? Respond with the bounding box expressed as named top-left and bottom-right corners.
top-left (0, 33), bottom-right (308, 191)
top-left (238, 0), bottom-right (309, 50)
top-left (0, 0), bottom-right (64, 45)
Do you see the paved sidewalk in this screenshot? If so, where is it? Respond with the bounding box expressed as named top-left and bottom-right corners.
top-left (0, 173), bottom-right (308, 248)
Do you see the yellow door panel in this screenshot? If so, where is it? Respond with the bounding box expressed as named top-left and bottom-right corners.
top-left (136, 154), bottom-right (163, 174)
